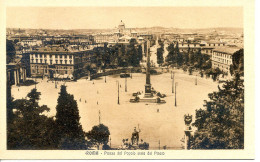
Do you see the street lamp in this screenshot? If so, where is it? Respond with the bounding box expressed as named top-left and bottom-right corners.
top-left (195, 75), bottom-right (197, 85)
top-left (125, 77), bottom-right (127, 92)
top-left (172, 73), bottom-right (174, 93)
top-left (55, 70), bottom-right (57, 89)
top-left (117, 81), bottom-right (120, 105)
top-left (175, 82), bottom-right (178, 107)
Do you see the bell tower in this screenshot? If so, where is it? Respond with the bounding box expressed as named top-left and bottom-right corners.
top-left (118, 20), bottom-right (125, 34)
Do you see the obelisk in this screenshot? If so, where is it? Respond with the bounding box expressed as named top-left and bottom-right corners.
top-left (144, 40), bottom-right (152, 97)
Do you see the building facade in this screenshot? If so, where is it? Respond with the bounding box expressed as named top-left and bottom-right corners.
top-left (29, 46), bottom-right (95, 79)
top-left (211, 47), bottom-right (240, 74)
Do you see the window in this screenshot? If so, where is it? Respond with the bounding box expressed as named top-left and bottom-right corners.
top-left (40, 59), bottom-right (42, 63)
top-left (69, 55), bottom-right (72, 59)
top-left (45, 59), bottom-right (47, 64)
top-left (50, 60), bottom-right (52, 65)
top-left (65, 60), bottom-right (67, 64)
top-left (36, 59), bottom-right (38, 63)
top-left (31, 59), bottom-right (34, 63)
top-left (65, 70), bottom-right (67, 74)
top-left (60, 60), bottom-right (63, 64)
top-left (56, 60), bottom-right (58, 64)
top-left (65, 55), bottom-right (67, 58)
top-left (35, 54), bottom-right (38, 58)
top-left (40, 54), bottom-right (42, 58)
top-left (44, 54), bottom-right (47, 58)
top-left (70, 60), bottom-right (72, 64)
top-left (50, 54), bottom-right (52, 58)
top-left (55, 55), bottom-right (58, 58)
top-left (60, 55), bottom-right (62, 58)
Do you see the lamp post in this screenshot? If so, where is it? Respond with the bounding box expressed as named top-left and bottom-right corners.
top-left (55, 70), bottom-right (57, 89)
top-left (125, 77), bottom-right (127, 92)
top-left (117, 81), bottom-right (120, 105)
top-left (172, 73), bottom-right (174, 93)
top-left (171, 71), bottom-right (173, 79)
top-left (195, 75), bottom-right (197, 85)
top-left (175, 82), bottom-right (178, 107)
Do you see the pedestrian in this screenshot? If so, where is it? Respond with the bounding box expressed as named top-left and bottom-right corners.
top-left (93, 81), bottom-right (94, 84)
top-left (97, 90), bottom-right (99, 94)
top-left (18, 88), bottom-right (19, 91)
top-left (79, 98), bottom-right (81, 102)
top-left (157, 109), bottom-right (159, 113)
top-left (97, 101), bottom-right (98, 105)
top-left (85, 100), bottom-right (86, 103)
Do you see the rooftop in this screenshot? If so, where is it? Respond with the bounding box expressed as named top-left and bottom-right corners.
top-left (213, 47), bottom-right (241, 55)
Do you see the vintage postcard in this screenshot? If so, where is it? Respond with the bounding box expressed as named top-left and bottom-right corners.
top-left (0, 0), bottom-right (255, 160)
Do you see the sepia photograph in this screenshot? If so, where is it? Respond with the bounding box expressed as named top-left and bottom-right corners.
top-left (0, 0), bottom-right (255, 160)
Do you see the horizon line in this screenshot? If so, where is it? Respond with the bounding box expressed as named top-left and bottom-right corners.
top-left (6, 26), bottom-right (243, 31)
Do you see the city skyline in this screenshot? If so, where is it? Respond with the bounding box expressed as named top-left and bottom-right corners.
top-left (7, 7), bottom-right (243, 30)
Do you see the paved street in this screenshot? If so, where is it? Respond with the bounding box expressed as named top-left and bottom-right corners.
top-left (11, 70), bottom-right (218, 149)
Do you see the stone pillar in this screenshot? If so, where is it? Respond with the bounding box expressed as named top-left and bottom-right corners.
top-left (24, 69), bottom-right (27, 81)
top-left (142, 43), bottom-right (145, 58)
top-left (17, 69), bottom-right (20, 85)
top-left (144, 44), bottom-right (152, 97)
top-left (184, 134), bottom-right (187, 150)
top-left (7, 71), bottom-right (10, 82)
top-left (88, 71), bottom-right (91, 81)
top-left (14, 70), bottom-right (17, 86)
top-left (22, 68), bottom-right (25, 82)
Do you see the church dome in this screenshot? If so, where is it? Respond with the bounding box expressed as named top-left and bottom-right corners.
top-left (119, 20), bottom-right (125, 26)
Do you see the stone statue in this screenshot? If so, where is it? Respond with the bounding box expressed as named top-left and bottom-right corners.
top-left (184, 114), bottom-right (192, 130)
top-left (131, 127), bottom-right (141, 145)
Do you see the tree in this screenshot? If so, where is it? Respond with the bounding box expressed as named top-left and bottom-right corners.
top-left (7, 77), bottom-right (13, 122)
top-left (7, 88), bottom-right (57, 149)
top-left (194, 49), bottom-right (203, 69)
top-left (176, 42), bottom-right (183, 66)
top-left (231, 49), bottom-right (244, 76)
top-left (156, 40), bottom-right (164, 66)
top-left (127, 40), bottom-right (139, 67)
top-left (166, 43), bottom-right (175, 65)
top-left (55, 85), bottom-right (86, 149)
top-left (86, 124), bottom-right (110, 150)
top-left (6, 39), bottom-right (16, 63)
top-left (138, 45), bottom-right (143, 62)
top-left (191, 77), bottom-right (244, 149)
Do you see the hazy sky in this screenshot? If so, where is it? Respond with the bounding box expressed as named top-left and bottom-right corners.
top-left (7, 7), bottom-right (243, 29)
